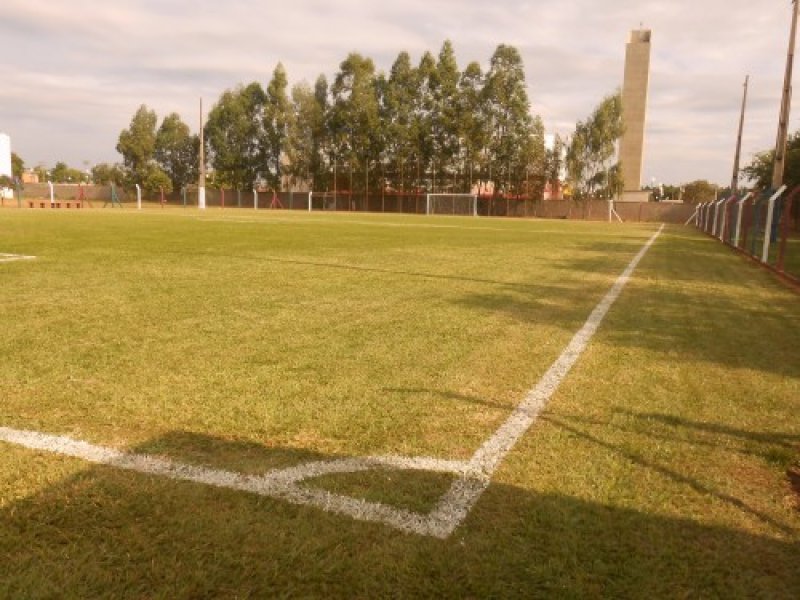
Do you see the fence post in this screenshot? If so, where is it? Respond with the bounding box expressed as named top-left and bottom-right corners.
top-left (733, 193), bottom-right (750, 248)
top-left (761, 185), bottom-right (787, 263)
top-left (776, 187), bottom-right (798, 271)
top-left (136, 184), bottom-right (142, 210)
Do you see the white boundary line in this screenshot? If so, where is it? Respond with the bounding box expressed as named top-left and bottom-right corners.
top-left (0, 253), bottom-right (36, 263)
top-left (0, 225), bottom-right (664, 538)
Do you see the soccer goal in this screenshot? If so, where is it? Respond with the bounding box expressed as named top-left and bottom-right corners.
top-left (309, 191), bottom-right (339, 212)
top-left (426, 193), bottom-right (478, 217)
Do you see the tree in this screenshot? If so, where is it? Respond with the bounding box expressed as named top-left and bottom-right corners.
top-left (742, 131), bottom-right (800, 191)
top-left (407, 51), bottom-right (438, 191)
top-left (205, 82), bottom-right (267, 190)
top-left (682, 179), bottom-right (717, 204)
top-left (11, 152), bottom-right (24, 179)
top-left (457, 61), bottom-right (487, 192)
top-left (50, 161), bottom-right (85, 183)
top-left (566, 91), bottom-right (623, 200)
top-left (483, 44), bottom-right (537, 196)
top-left (545, 134), bottom-right (565, 192)
top-left (264, 63), bottom-right (291, 189)
top-left (116, 105), bottom-right (158, 183)
top-left (140, 162), bottom-right (173, 194)
top-left (91, 163), bottom-right (126, 186)
top-left (286, 81), bottom-right (322, 189)
top-left (330, 53), bottom-right (381, 193)
top-left (383, 51), bottom-right (417, 191)
top-left (430, 40), bottom-right (461, 190)
top-left (33, 165), bottom-right (49, 183)
top-left (312, 75), bottom-right (332, 190)
top-left (155, 113), bottom-right (199, 191)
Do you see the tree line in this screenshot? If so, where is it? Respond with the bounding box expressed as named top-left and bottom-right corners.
top-left (8, 41), bottom-right (629, 200)
top-left (107, 41), bottom-right (557, 198)
top-left (13, 40), bottom-right (800, 204)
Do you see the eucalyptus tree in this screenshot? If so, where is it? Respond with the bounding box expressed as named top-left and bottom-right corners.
top-left (383, 51), bottom-right (417, 191)
top-left (116, 104), bottom-right (173, 192)
top-left (457, 61), bottom-right (487, 192)
top-left (204, 82), bottom-right (267, 190)
top-left (566, 91), bottom-right (623, 199)
top-left (264, 63), bottom-right (291, 190)
top-left (430, 40), bottom-right (461, 191)
top-left (155, 113), bottom-right (199, 192)
top-left (286, 76), bottom-right (332, 190)
top-left (482, 44), bottom-right (536, 196)
top-left (330, 52), bottom-right (382, 194)
top-left (413, 51), bottom-right (437, 190)
top-left (312, 75), bottom-right (333, 190)
top-left (116, 104), bottom-right (158, 182)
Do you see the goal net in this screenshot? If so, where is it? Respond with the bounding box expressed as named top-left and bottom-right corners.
top-left (309, 191), bottom-right (338, 211)
top-left (426, 193), bottom-right (478, 216)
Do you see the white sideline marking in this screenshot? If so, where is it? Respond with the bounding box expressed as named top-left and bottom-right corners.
top-left (187, 213), bottom-right (633, 236)
top-left (0, 253), bottom-right (36, 263)
top-left (0, 225), bottom-right (664, 538)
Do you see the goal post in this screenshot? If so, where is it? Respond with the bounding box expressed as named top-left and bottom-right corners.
top-left (425, 193), bottom-right (478, 217)
top-left (309, 191), bottom-right (339, 212)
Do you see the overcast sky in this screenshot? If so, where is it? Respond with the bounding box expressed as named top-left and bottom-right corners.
top-left (1, 0), bottom-right (797, 185)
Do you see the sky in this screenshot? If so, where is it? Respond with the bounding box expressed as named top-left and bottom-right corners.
top-left (0, 0), bottom-right (797, 186)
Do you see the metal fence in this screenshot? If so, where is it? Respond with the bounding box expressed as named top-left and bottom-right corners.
top-left (5, 183), bottom-right (700, 225)
top-left (694, 187), bottom-right (800, 284)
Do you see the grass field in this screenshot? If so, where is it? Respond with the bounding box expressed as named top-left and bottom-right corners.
top-left (1, 208), bottom-right (798, 597)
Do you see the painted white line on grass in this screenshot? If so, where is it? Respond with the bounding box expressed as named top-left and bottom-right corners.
top-left (0, 225), bottom-right (663, 538)
top-left (0, 253), bottom-right (36, 263)
top-left (468, 223), bottom-right (665, 476)
top-left (187, 213), bottom-right (636, 236)
top-left (0, 426), bottom-right (473, 538)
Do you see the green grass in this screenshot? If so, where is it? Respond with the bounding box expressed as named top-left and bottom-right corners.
top-left (1, 208), bottom-right (798, 597)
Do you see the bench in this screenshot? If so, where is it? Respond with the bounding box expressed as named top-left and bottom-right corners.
top-left (27, 200), bottom-right (83, 209)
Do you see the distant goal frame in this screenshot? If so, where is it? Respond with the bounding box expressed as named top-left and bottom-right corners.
top-left (425, 193), bottom-right (478, 217)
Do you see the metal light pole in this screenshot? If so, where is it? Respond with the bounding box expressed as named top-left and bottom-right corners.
top-left (772, 0), bottom-right (799, 190)
top-left (198, 97), bottom-right (206, 210)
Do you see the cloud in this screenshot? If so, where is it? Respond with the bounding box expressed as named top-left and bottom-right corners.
top-left (1, 0), bottom-right (795, 184)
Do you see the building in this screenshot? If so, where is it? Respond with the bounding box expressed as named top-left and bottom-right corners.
top-left (0, 133), bottom-right (11, 178)
top-left (619, 30), bottom-right (652, 202)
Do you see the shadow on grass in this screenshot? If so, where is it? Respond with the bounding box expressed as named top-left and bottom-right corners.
top-left (455, 227), bottom-right (800, 379)
top-left (541, 415), bottom-right (794, 535)
top-left (551, 410), bottom-right (800, 468)
top-left (381, 387), bottom-right (510, 410)
top-left (622, 411), bottom-right (800, 451)
top-left (1, 431), bottom-right (799, 598)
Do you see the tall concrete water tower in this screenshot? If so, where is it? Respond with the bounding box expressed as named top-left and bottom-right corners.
top-left (619, 30), bottom-right (651, 201)
top-left (0, 133), bottom-right (11, 178)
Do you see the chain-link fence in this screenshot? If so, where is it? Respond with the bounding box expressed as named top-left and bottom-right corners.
top-left (695, 187), bottom-right (800, 283)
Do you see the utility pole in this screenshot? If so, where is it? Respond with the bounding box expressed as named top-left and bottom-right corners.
top-left (731, 75), bottom-right (749, 195)
top-left (772, 0), bottom-right (799, 190)
top-left (198, 97), bottom-right (206, 210)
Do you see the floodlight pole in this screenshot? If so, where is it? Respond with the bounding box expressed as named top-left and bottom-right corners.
top-left (772, 0), bottom-right (799, 190)
top-left (731, 75), bottom-right (749, 195)
top-left (198, 97), bottom-right (206, 210)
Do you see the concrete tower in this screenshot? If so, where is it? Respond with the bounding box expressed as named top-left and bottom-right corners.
top-left (0, 133), bottom-right (11, 178)
top-left (619, 29), bottom-right (651, 201)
